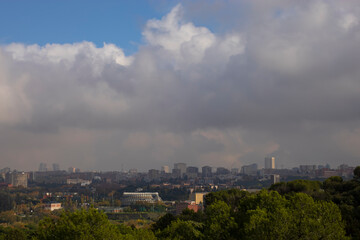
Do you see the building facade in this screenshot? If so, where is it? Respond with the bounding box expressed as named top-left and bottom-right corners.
top-left (216, 167), bottom-right (230, 175)
top-left (176, 201), bottom-right (200, 215)
top-left (52, 163), bottom-right (60, 171)
top-left (174, 163), bottom-right (187, 178)
top-left (39, 163), bottom-right (47, 172)
top-left (6, 171), bottom-right (28, 188)
top-left (202, 166), bottom-right (212, 177)
top-left (241, 164), bottom-right (258, 175)
top-left (186, 166), bottom-right (199, 178)
top-left (265, 157), bottom-right (275, 169)
top-left (161, 165), bottom-right (170, 173)
top-left (44, 203), bottom-right (62, 211)
top-left (189, 192), bottom-right (207, 204)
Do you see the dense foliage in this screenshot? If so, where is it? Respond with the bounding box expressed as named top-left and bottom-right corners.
top-left (0, 208), bottom-right (156, 240)
top-left (153, 189), bottom-right (346, 240)
top-left (0, 191), bottom-right (14, 212)
top-left (0, 191), bottom-right (350, 240)
top-left (270, 168), bottom-right (360, 239)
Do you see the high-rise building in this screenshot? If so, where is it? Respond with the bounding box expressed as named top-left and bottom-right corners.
top-left (172, 168), bottom-right (181, 178)
top-left (174, 163), bottom-right (186, 178)
top-left (0, 167), bottom-right (10, 174)
top-left (186, 166), bottom-right (199, 173)
top-left (202, 166), bottom-right (212, 177)
top-left (265, 157), bottom-right (275, 169)
top-left (52, 163), bottom-right (60, 171)
top-left (231, 168), bottom-right (239, 175)
top-left (0, 168), bottom-right (10, 181)
top-left (186, 166), bottom-right (199, 179)
top-left (5, 171), bottom-right (28, 188)
top-left (39, 163), bottom-right (47, 172)
top-left (216, 167), bottom-right (230, 175)
top-left (161, 165), bottom-right (170, 173)
top-left (148, 169), bottom-right (160, 180)
top-left (241, 164), bottom-right (258, 175)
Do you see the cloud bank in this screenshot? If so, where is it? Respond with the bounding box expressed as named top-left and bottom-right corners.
top-left (1, 1), bottom-right (360, 171)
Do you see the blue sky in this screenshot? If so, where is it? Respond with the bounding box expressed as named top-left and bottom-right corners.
top-left (0, 0), bottom-right (181, 54)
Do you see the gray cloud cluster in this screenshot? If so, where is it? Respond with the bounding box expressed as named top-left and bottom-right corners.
top-left (1, 1), bottom-right (360, 171)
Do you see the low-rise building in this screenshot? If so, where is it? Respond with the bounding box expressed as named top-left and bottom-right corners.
top-left (98, 206), bottom-right (123, 213)
top-left (44, 202), bottom-right (62, 211)
top-left (176, 201), bottom-right (200, 215)
top-left (66, 178), bottom-right (91, 186)
top-left (270, 174), bottom-right (281, 184)
top-left (121, 192), bottom-right (162, 206)
top-left (241, 164), bottom-right (258, 176)
top-left (189, 192), bottom-right (207, 205)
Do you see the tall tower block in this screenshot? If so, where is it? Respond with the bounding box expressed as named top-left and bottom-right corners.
top-left (265, 157), bottom-right (275, 169)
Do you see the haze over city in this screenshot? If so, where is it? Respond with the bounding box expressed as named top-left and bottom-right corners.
top-left (1, 0), bottom-right (360, 171)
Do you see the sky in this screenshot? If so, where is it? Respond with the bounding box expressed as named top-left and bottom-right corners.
top-left (1, 0), bottom-right (360, 172)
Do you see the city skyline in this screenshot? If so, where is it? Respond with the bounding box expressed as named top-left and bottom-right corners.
top-left (2, 158), bottom-right (346, 174)
top-left (1, 1), bottom-right (360, 171)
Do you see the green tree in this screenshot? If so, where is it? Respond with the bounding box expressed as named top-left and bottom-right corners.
top-left (0, 191), bottom-right (14, 212)
top-left (0, 226), bottom-right (28, 240)
top-left (157, 219), bottom-right (204, 240)
top-left (322, 169), bottom-right (360, 238)
top-left (240, 190), bottom-right (291, 240)
top-left (179, 208), bottom-right (205, 222)
top-left (287, 193), bottom-right (348, 239)
top-left (0, 210), bottom-right (17, 224)
top-left (239, 191), bottom-right (348, 240)
top-left (151, 213), bottom-right (176, 232)
top-left (126, 228), bottom-right (156, 240)
top-left (354, 166), bottom-right (360, 179)
top-left (270, 179), bottom-right (325, 200)
top-left (204, 200), bottom-right (237, 240)
top-left (204, 189), bottom-right (248, 210)
top-left (117, 224), bottom-right (156, 240)
top-left (36, 208), bottom-right (122, 240)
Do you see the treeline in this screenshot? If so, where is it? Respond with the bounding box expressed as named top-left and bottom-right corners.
top-left (0, 208), bottom-right (156, 240)
top-left (153, 190), bottom-right (346, 239)
top-left (1, 166), bottom-right (360, 239)
top-left (270, 167), bottom-right (360, 238)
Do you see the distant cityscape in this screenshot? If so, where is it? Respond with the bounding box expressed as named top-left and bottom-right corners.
top-left (1, 157), bottom-right (355, 190)
top-left (0, 157), bottom-right (358, 238)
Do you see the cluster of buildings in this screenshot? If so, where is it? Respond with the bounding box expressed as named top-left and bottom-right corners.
top-left (0, 157), bottom-right (356, 190)
top-left (112, 191), bottom-right (206, 215)
top-left (143, 157), bottom-right (353, 184)
top-left (0, 158), bottom-right (357, 216)
top-left (0, 168), bottom-right (28, 188)
top-left (38, 162), bottom-right (80, 173)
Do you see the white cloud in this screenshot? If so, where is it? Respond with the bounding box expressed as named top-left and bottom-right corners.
top-left (0, 51), bottom-right (32, 125)
top-left (4, 42), bottom-right (132, 74)
top-left (1, 1), bottom-right (360, 170)
top-left (143, 4), bottom-right (216, 66)
top-left (339, 13), bottom-right (359, 30)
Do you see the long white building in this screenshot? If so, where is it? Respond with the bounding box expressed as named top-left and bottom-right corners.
top-left (121, 192), bottom-right (162, 206)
